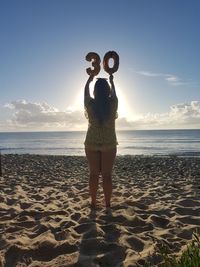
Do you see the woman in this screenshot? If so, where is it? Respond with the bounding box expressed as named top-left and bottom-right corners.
top-left (84, 74), bottom-right (118, 209)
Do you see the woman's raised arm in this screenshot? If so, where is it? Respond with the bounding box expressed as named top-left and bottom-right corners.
top-left (109, 75), bottom-right (117, 99)
top-left (84, 75), bottom-right (94, 105)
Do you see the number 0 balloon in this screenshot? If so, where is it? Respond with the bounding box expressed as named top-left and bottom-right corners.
top-left (103, 51), bottom-right (119, 75)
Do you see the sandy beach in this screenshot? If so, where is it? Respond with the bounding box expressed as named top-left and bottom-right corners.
top-left (0, 154), bottom-right (199, 267)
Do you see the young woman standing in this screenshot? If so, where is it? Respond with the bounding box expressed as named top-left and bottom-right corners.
top-left (84, 74), bottom-right (118, 209)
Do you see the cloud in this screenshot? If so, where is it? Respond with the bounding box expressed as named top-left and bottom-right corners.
top-left (135, 70), bottom-right (190, 86)
top-left (4, 100), bottom-right (86, 131)
top-left (169, 101), bottom-right (200, 122)
top-left (117, 101), bottom-right (200, 129)
top-left (2, 100), bottom-right (200, 131)
top-left (165, 75), bottom-right (179, 82)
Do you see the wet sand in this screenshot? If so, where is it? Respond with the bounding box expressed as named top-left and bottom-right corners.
top-left (0, 154), bottom-right (199, 267)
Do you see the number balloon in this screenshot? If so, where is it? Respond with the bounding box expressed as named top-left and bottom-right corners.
top-left (85, 52), bottom-right (101, 76)
top-left (85, 51), bottom-right (119, 76)
top-left (103, 51), bottom-right (119, 75)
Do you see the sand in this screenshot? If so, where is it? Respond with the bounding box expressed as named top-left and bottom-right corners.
top-left (0, 154), bottom-right (199, 267)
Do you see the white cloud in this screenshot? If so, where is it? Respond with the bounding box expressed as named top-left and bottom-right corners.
top-left (3, 100), bottom-right (86, 131)
top-left (135, 71), bottom-right (163, 77)
top-left (1, 100), bottom-right (200, 131)
top-left (165, 75), bottom-right (179, 82)
top-left (135, 70), bottom-right (189, 86)
top-left (169, 101), bottom-right (200, 121)
top-left (117, 101), bottom-right (200, 129)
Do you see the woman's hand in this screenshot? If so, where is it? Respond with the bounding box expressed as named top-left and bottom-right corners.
top-left (85, 75), bottom-right (94, 100)
top-left (88, 75), bottom-right (94, 83)
top-left (109, 74), bottom-right (117, 98)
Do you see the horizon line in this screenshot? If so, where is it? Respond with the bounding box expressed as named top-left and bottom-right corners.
top-left (0, 128), bottom-right (200, 134)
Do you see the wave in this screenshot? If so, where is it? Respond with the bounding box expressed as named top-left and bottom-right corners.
top-left (1, 130), bottom-right (200, 156)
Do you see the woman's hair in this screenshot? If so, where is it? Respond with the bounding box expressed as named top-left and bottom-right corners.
top-left (92, 78), bottom-right (111, 125)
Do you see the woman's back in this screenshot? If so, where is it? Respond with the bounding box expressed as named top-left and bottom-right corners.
top-left (84, 73), bottom-right (118, 210)
top-left (84, 77), bottom-right (118, 151)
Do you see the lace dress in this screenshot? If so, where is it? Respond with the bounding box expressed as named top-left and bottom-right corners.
top-left (84, 95), bottom-right (118, 151)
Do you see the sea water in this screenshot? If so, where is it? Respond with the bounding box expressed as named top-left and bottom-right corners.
top-left (0, 130), bottom-right (200, 156)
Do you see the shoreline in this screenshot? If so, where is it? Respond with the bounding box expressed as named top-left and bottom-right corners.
top-left (1, 129), bottom-right (200, 158)
top-left (1, 152), bottom-right (200, 158)
top-left (0, 154), bottom-right (200, 266)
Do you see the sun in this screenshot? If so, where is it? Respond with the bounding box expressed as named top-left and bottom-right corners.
top-left (115, 84), bottom-right (132, 119)
top-left (72, 81), bottom-right (133, 119)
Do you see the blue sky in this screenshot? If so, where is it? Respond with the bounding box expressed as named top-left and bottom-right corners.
top-left (0, 0), bottom-right (200, 131)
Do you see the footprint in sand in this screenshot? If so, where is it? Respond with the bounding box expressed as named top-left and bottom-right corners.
top-left (30, 194), bottom-right (44, 201)
top-left (74, 222), bottom-right (95, 234)
top-left (176, 229), bottom-right (193, 240)
top-left (53, 229), bottom-right (69, 241)
top-left (129, 223), bottom-right (154, 234)
top-left (94, 246), bottom-right (126, 266)
top-left (123, 235), bottom-right (144, 252)
top-left (100, 224), bottom-right (121, 242)
top-left (177, 216), bottom-right (200, 226)
top-left (126, 215), bottom-right (147, 228)
top-left (13, 220), bottom-right (36, 229)
top-left (4, 240), bottom-right (78, 267)
top-left (6, 198), bottom-right (17, 205)
top-left (20, 202), bottom-right (32, 209)
top-left (60, 220), bottom-right (76, 229)
top-left (80, 238), bottom-right (124, 256)
top-left (28, 224), bottom-right (49, 238)
top-left (5, 226), bottom-right (23, 233)
top-left (174, 206), bottom-right (200, 216)
top-left (70, 212), bottom-right (81, 221)
top-left (150, 215), bottom-right (170, 228)
top-left (177, 199), bottom-right (200, 207)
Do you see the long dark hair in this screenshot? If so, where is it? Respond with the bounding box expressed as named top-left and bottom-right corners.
top-left (92, 78), bottom-right (111, 125)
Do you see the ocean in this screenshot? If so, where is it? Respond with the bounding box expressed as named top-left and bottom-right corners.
top-left (0, 130), bottom-right (200, 156)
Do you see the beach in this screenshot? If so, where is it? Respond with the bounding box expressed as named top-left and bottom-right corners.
top-left (0, 154), bottom-right (200, 267)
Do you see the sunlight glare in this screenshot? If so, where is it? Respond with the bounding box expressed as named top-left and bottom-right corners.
top-left (72, 81), bottom-right (133, 120)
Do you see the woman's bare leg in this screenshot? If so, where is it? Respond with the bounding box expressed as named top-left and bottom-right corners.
top-left (85, 149), bottom-right (101, 208)
top-left (101, 148), bottom-right (117, 207)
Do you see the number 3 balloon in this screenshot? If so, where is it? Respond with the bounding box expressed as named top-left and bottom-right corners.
top-left (85, 52), bottom-right (101, 76)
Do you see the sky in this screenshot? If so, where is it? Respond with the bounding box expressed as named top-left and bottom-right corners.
top-left (0, 0), bottom-right (200, 131)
